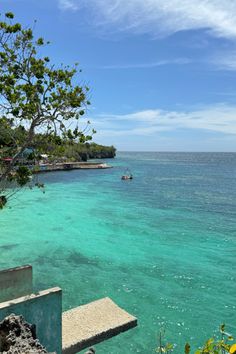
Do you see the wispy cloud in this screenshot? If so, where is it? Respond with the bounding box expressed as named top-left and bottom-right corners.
top-left (59, 0), bottom-right (78, 11)
top-left (58, 0), bottom-right (236, 40)
top-left (211, 51), bottom-right (236, 70)
top-left (91, 104), bottom-right (236, 139)
top-left (98, 58), bottom-right (190, 69)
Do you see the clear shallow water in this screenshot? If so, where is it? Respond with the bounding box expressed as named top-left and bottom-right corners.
top-left (0, 152), bottom-right (236, 353)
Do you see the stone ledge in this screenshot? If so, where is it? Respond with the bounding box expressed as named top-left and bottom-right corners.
top-left (62, 297), bottom-right (137, 354)
top-left (0, 287), bottom-right (61, 309)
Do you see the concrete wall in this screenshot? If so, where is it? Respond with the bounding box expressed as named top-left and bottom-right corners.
top-left (0, 265), bottom-right (32, 302)
top-left (0, 287), bottom-right (62, 354)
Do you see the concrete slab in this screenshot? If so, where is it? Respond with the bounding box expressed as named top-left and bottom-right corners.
top-left (62, 297), bottom-right (137, 354)
top-left (0, 265), bottom-right (32, 302)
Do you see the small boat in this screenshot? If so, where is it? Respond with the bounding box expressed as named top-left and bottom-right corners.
top-left (121, 174), bottom-right (133, 180)
top-left (121, 168), bottom-right (133, 180)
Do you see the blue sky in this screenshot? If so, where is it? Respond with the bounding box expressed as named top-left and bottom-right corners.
top-left (1, 0), bottom-right (236, 151)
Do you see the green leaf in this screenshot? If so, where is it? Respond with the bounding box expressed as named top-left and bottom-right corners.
top-left (37, 37), bottom-right (44, 45)
top-left (5, 12), bottom-right (14, 19)
top-left (185, 343), bottom-right (191, 354)
top-left (220, 324), bottom-right (225, 333)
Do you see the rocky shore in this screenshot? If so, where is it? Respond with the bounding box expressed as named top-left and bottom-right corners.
top-left (0, 314), bottom-right (49, 354)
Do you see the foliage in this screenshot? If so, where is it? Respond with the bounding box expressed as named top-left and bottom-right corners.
top-left (156, 328), bottom-right (174, 354)
top-left (0, 12), bottom-right (91, 141)
top-left (0, 120), bottom-right (116, 162)
top-left (185, 343), bottom-right (191, 354)
top-left (193, 325), bottom-right (235, 354)
top-left (39, 141), bottom-right (116, 162)
top-left (0, 195), bottom-right (7, 209)
top-left (14, 166), bottom-right (32, 187)
top-left (156, 325), bottom-right (236, 354)
top-left (0, 11), bottom-right (93, 202)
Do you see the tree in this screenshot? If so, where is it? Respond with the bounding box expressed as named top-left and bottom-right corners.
top-left (0, 12), bottom-right (93, 206)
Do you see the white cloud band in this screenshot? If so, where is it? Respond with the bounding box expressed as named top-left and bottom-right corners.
top-left (58, 0), bottom-right (236, 39)
top-left (91, 104), bottom-right (236, 138)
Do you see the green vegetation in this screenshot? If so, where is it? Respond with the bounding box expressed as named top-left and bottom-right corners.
top-left (0, 122), bottom-right (116, 162)
top-left (0, 12), bottom-right (115, 206)
top-left (156, 325), bottom-right (236, 354)
top-left (34, 135), bottom-right (116, 162)
top-left (0, 10), bottom-right (91, 195)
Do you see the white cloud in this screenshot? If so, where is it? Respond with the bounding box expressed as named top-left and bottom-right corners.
top-left (58, 0), bottom-right (236, 40)
top-left (98, 58), bottom-right (190, 69)
top-left (91, 104), bottom-right (236, 138)
top-left (90, 104), bottom-right (236, 151)
top-left (58, 0), bottom-right (79, 11)
top-left (211, 52), bottom-right (236, 70)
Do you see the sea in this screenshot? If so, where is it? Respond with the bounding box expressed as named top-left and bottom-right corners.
top-left (0, 152), bottom-right (236, 353)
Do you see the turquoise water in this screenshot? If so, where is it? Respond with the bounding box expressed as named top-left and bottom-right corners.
top-left (1, 152), bottom-right (236, 353)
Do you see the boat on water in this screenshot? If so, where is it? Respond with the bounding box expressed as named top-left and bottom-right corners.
top-left (121, 168), bottom-right (133, 180)
top-left (121, 175), bottom-right (133, 180)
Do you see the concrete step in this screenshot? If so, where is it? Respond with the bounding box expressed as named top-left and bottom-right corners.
top-left (62, 297), bottom-right (137, 354)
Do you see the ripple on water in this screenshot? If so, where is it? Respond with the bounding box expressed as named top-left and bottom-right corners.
top-left (1, 152), bottom-right (236, 353)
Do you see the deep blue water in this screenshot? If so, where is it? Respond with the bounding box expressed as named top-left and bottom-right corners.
top-left (1, 152), bottom-right (236, 353)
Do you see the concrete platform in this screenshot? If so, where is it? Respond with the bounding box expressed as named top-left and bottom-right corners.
top-left (62, 297), bottom-right (137, 354)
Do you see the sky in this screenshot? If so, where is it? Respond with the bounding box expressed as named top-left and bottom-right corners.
top-left (1, 0), bottom-right (236, 151)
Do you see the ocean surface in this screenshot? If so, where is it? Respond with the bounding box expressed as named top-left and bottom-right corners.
top-left (1, 152), bottom-right (236, 353)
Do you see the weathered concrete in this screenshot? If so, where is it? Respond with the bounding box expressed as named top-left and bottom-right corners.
top-left (0, 264), bottom-right (138, 353)
top-left (0, 287), bottom-right (62, 354)
top-left (0, 265), bottom-right (32, 303)
top-left (62, 297), bottom-right (137, 354)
